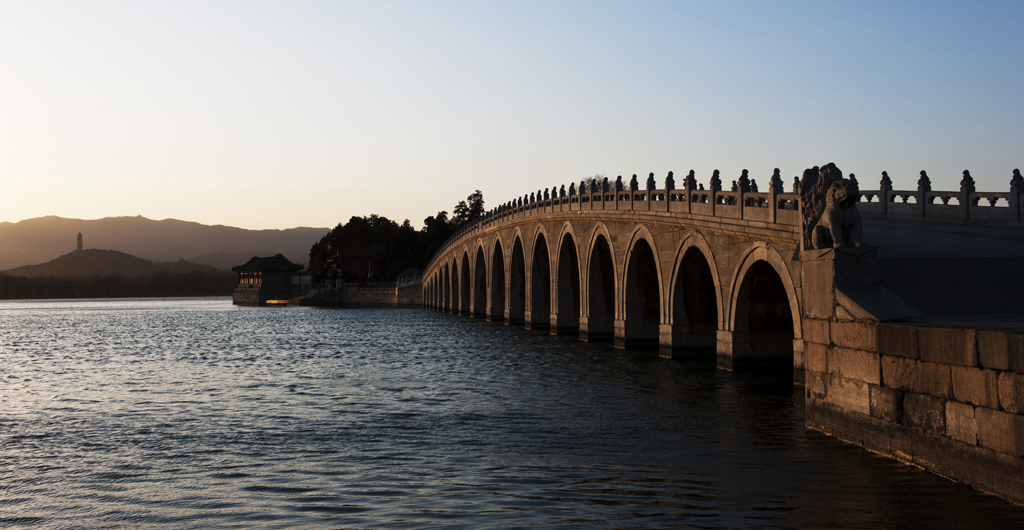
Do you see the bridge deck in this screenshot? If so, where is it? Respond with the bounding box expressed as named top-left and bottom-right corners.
top-left (863, 219), bottom-right (1024, 330)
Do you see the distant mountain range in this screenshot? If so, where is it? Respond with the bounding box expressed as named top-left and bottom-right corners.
top-left (0, 216), bottom-right (329, 271)
top-left (2, 249), bottom-right (221, 278)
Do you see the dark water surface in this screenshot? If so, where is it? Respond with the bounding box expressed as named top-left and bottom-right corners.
top-left (1, 299), bottom-right (1022, 529)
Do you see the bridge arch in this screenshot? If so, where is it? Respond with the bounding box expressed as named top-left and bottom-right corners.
top-left (490, 235), bottom-right (507, 321)
top-left (529, 227), bottom-right (552, 330)
top-left (725, 242), bottom-right (802, 373)
top-left (452, 258), bottom-right (458, 311)
top-left (460, 250), bottom-right (472, 315)
top-left (663, 233), bottom-right (723, 358)
top-left (447, 260), bottom-right (456, 312)
top-left (619, 224), bottom-right (663, 349)
top-left (448, 258), bottom-right (456, 312)
top-left (554, 222), bottom-right (582, 335)
top-left (508, 231), bottom-right (527, 325)
top-left (583, 222), bottom-right (617, 342)
top-left (472, 243), bottom-right (487, 317)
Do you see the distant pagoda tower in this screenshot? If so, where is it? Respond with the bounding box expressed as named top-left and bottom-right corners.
top-left (77, 232), bottom-right (83, 252)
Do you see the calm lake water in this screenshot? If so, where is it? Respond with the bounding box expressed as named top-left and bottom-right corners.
top-left (1, 299), bottom-right (1022, 529)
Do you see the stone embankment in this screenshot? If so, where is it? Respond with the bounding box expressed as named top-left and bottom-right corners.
top-left (300, 281), bottom-right (423, 308)
top-left (805, 316), bottom-right (1024, 503)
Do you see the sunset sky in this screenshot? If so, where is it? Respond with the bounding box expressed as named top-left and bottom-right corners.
top-left (1, 1), bottom-right (1021, 230)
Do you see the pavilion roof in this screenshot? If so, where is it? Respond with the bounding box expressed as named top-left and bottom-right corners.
top-left (231, 254), bottom-right (303, 273)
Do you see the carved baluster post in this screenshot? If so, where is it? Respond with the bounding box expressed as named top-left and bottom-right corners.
top-left (880, 171), bottom-right (892, 216)
top-left (960, 170), bottom-right (975, 220)
top-left (1011, 169), bottom-right (1023, 223)
top-left (684, 170), bottom-right (696, 214)
top-left (664, 171), bottom-right (675, 212)
top-left (628, 174), bottom-right (639, 211)
top-left (709, 170), bottom-right (722, 217)
top-left (917, 170), bottom-right (931, 217)
top-left (738, 169), bottom-right (750, 192)
top-left (646, 172), bottom-right (656, 211)
top-left (615, 176), bottom-right (624, 210)
top-left (769, 168), bottom-right (783, 224)
top-left (738, 169), bottom-right (750, 219)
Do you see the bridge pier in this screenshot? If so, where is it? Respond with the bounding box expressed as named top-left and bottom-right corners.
top-left (613, 319), bottom-right (626, 348)
top-left (579, 317), bottom-right (613, 342)
top-left (550, 312), bottom-right (578, 336)
top-left (505, 309), bottom-right (524, 326)
top-left (524, 310), bottom-right (549, 331)
top-left (658, 324), bottom-right (717, 359)
top-left (614, 318), bottom-right (659, 350)
top-left (716, 330), bottom-right (803, 380)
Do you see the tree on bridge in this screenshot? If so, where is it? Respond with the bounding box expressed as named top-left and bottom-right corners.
top-left (451, 190), bottom-right (485, 229)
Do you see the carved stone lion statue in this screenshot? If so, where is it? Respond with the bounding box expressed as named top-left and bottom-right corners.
top-left (801, 163), bottom-right (865, 249)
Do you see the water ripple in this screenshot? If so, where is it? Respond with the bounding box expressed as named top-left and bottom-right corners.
top-left (0, 299), bottom-right (1022, 528)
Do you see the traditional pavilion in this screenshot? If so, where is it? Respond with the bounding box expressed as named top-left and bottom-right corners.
top-left (231, 254), bottom-right (306, 306)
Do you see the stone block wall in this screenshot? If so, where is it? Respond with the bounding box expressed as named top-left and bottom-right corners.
top-left (805, 317), bottom-right (1024, 504)
top-left (232, 286), bottom-right (312, 306)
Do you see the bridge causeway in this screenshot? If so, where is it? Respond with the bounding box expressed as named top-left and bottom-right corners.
top-left (421, 167), bottom-right (1024, 504)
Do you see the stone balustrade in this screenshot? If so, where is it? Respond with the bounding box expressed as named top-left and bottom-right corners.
top-left (428, 167), bottom-right (1022, 273)
top-left (856, 169), bottom-right (1023, 224)
top-left (426, 170), bottom-right (802, 273)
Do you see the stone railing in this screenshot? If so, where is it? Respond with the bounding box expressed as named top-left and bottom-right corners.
top-left (425, 170), bottom-right (802, 272)
top-left (856, 169), bottom-right (1023, 224)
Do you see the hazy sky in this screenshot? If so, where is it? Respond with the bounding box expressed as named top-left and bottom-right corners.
top-left (1, 1), bottom-right (1021, 230)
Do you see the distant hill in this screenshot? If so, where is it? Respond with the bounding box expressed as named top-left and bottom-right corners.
top-left (2, 249), bottom-right (221, 278)
top-left (0, 216), bottom-right (329, 271)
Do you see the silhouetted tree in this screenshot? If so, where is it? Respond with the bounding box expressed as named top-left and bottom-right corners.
top-left (307, 190), bottom-right (486, 281)
top-left (451, 190), bottom-right (484, 228)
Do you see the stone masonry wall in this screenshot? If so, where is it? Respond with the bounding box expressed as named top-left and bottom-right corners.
top-left (804, 315), bottom-right (1024, 504)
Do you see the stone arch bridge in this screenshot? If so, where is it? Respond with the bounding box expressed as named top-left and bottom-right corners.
top-left (422, 169), bottom-right (1024, 374)
top-left (425, 172), bottom-right (815, 375)
top-left (420, 167), bottom-right (1024, 503)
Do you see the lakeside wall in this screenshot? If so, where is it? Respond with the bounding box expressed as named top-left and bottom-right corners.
top-left (298, 282), bottom-right (423, 308)
top-left (800, 250), bottom-right (1024, 504)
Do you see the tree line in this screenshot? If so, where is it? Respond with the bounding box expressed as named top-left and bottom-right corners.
top-left (0, 271), bottom-right (237, 299)
top-left (0, 189), bottom-right (487, 298)
top-left (307, 190), bottom-right (484, 282)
